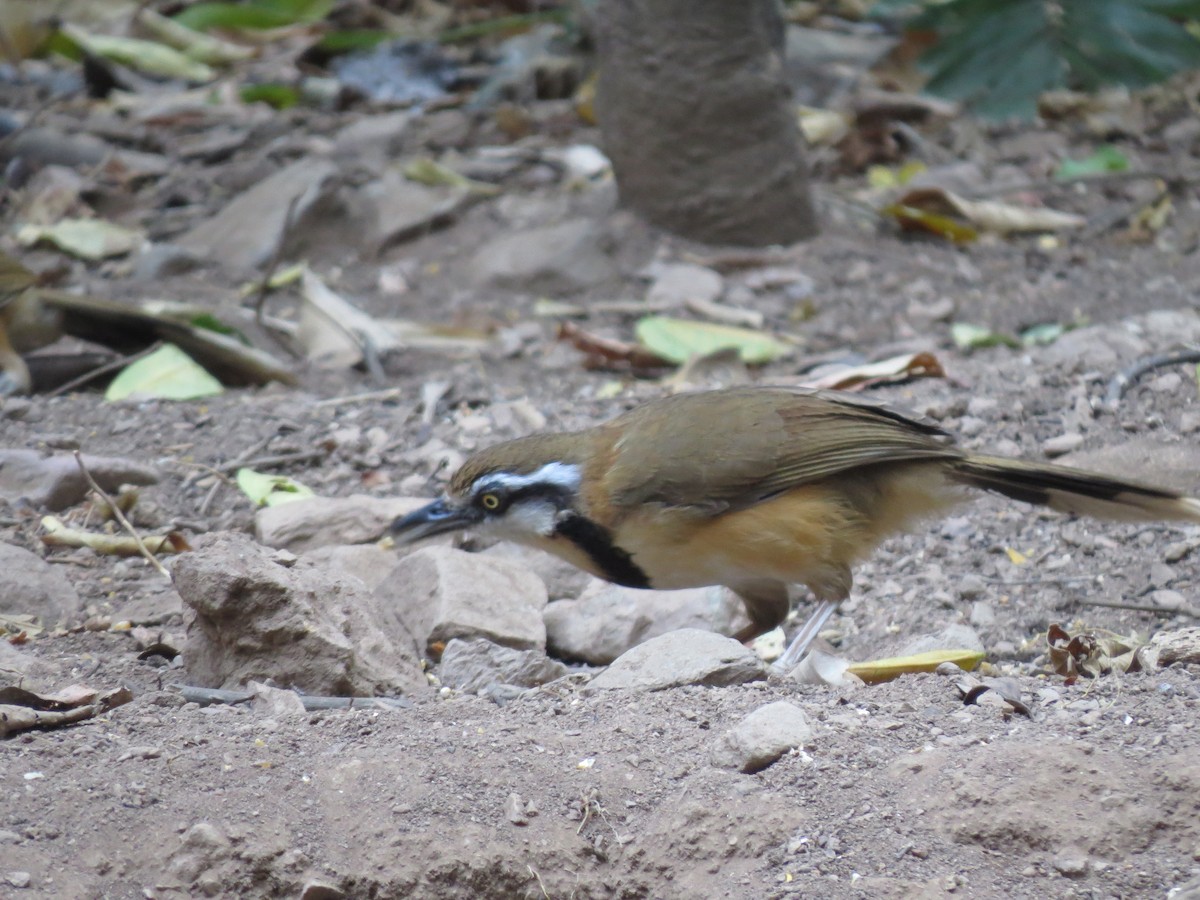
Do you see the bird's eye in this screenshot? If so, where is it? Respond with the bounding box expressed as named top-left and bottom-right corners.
top-left (480, 493), bottom-right (501, 511)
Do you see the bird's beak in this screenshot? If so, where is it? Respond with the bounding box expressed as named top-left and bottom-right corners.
top-left (390, 498), bottom-right (479, 543)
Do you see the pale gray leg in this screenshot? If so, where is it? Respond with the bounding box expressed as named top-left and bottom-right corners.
top-left (771, 598), bottom-right (838, 673)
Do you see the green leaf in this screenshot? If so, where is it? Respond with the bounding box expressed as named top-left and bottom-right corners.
top-left (105, 344), bottom-right (224, 402)
top-left (635, 316), bottom-right (790, 365)
top-left (892, 0), bottom-right (1200, 120)
top-left (174, 0), bottom-right (335, 32)
top-left (951, 322), bottom-right (1020, 351)
top-left (58, 24), bottom-right (216, 81)
top-left (235, 468), bottom-right (315, 507)
top-left (1019, 322), bottom-right (1066, 346)
top-left (240, 83), bottom-right (300, 108)
top-left (1055, 146), bottom-right (1130, 180)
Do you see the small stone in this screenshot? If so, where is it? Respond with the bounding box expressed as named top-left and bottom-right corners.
top-left (0, 830), bottom-right (21, 844)
top-left (966, 397), bottom-right (998, 416)
top-left (300, 880), bottom-right (346, 900)
top-left (1149, 562), bottom-right (1176, 589)
top-left (1148, 589), bottom-right (1187, 612)
top-left (5, 871), bottom-right (31, 889)
top-left (710, 700), bottom-right (812, 773)
top-left (0, 541), bottom-right (83, 627)
top-left (587, 628), bottom-right (766, 691)
top-left (956, 574), bottom-right (987, 601)
top-left (1043, 433), bottom-right (1084, 458)
top-left (1051, 849), bottom-right (1089, 878)
top-left (505, 792), bottom-right (529, 826)
top-left (968, 601), bottom-right (995, 628)
top-left (902, 624), bottom-right (984, 656)
top-left (0, 449), bottom-right (159, 511)
top-left (255, 495), bottom-right (431, 554)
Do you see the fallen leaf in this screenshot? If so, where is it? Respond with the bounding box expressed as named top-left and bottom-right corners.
top-left (635, 316), bottom-right (791, 365)
top-left (105, 344), bottom-right (224, 401)
top-left (1055, 145), bottom-right (1128, 180)
top-left (59, 23), bottom-right (217, 81)
top-left (1047, 623), bottom-right (1149, 681)
top-left (847, 649), bottom-right (986, 685)
top-left (18, 218), bottom-right (143, 260)
top-left (890, 187), bottom-right (1086, 238)
top-left (41, 516), bottom-right (191, 557)
top-left (236, 468), bottom-right (315, 507)
top-left (557, 322), bottom-right (672, 371)
top-left (799, 351), bottom-right (946, 391)
top-left (951, 322), bottom-right (1020, 351)
top-left (1005, 547), bottom-right (1029, 565)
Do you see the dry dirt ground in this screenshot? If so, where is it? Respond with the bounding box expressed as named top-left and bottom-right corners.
top-left (4, 55), bottom-right (1200, 900)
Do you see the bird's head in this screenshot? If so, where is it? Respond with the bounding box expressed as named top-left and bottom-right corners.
top-left (390, 433), bottom-right (587, 544)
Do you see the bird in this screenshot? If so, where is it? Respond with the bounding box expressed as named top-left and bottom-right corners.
top-left (391, 385), bottom-right (1200, 669)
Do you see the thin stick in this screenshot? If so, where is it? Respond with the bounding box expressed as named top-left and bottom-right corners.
top-left (216, 448), bottom-right (326, 475)
top-left (253, 193), bottom-right (303, 357)
top-left (45, 341), bottom-right (163, 398)
top-left (1079, 597), bottom-right (1198, 617)
top-left (311, 387), bottom-right (407, 409)
top-left (72, 451), bottom-right (171, 579)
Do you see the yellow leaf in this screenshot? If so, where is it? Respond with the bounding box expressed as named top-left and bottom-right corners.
top-left (846, 649), bottom-right (985, 685)
top-left (1005, 547), bottom-right (1028, 565)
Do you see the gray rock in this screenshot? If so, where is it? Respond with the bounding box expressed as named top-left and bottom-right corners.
top-left (5, 871), bottom-right (31, 889)
top-left (479, 542), bottom-right (590, 600)
top-left (710, 700), bottom-right (813, 773)
top-left (645, 263), bottom-right (724, 307)
top-left (174, 532), bottom-right (427, 696)
top-left (1036, 324), bottom-right (1148, 373)
top-left (0, 541), bottom-right (82, 626)
top-left (360, 171), bottom-right (468, 252)
top-left (544, 580), bottom-right (750, 665)
top-left (968, 601), bottom-right (996, 628)
top-left (178, 158), bottom-right (339, 272)
top-left (439, 638), bottom-right (568, 694)
top-left (255, 495), bottom-right (431, 553)
top-left (467, 219), bottom-right (619, 294)
top-left (587, 628), bottom-right (766, 691)
top-left (332, 110), bottom-right (413, 169)
top-left (956, 574), bottom-right (987, 601)
top-left (0, 449), bottom-right (159, 511)
top-left (380, 546), bottom-right (548, 653)
top-left (901, 624), bottom-right (985, 656)
top-left (130, 243), bottom-right (210, 281)
top-left (306, 543), bottom-right (399, 591)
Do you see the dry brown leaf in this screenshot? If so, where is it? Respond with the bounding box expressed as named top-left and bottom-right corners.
top-left (897, 187), bottom-right (1086, 235)
top-left (557, 322), bottom-right (672, 372)
top-left (799, 351), bottom-right (946, 392)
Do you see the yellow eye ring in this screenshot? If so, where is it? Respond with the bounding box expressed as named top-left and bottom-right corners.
top-left (480, 493), bottom-right (501, 510)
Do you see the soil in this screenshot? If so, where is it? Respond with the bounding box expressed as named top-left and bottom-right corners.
top-left (4, 49), bottom-right (1200, 900)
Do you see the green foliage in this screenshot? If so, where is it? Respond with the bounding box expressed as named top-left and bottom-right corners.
top-left (173, 0), bottom-right (335, 32)
top-left (873, 0), bottom-right (1200, 119)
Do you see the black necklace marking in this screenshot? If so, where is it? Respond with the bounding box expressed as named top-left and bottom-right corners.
top-left (554, 514), bottom-right (650, 588)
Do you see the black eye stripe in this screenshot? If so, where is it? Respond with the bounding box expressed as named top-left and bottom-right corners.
top-left (476, 482), bottom-right (573, 511)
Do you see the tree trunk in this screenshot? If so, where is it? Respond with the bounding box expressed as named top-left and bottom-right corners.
top-left (594, 0), bottom-right (818, 247)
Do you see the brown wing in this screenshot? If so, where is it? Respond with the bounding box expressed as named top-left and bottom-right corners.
top-left (602, 386), bottom-right (962, 514)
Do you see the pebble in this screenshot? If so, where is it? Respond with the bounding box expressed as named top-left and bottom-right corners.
top-left (1042, 433), bottom-right (1084, 457)
top-left (5, 872), bottom-right (31, 889)
top-left (957, 574), bottom-right (987, 601)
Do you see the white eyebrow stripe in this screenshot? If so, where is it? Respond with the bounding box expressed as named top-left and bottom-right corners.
top-left (475, 462), bottom-right (581, 494)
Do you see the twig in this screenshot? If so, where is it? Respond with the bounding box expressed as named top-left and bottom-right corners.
top-left (216, 448), bottom-right (326, 475)
top-left (981, 574), bottom-right (1100, 586)
top-left (526, 866), bottom-right (551, 900)
top-left (45, 341), bottom-right (163, 398)
top-left (72, 451), bottom-right (171, 579)
top-left (1104, 347), bottom-right (1200, 411)
top-left (253, 193), bottom-right (303, 357)
top-left (172, 684), bottom-right (412, 710)
top-left (311, 387), bottom-right (407, 409)
top-left (1078, 597), bottom-right (1198, 617)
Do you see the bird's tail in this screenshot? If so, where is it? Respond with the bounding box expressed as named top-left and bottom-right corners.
top-left (950, 454), bottom-right (1200, 523)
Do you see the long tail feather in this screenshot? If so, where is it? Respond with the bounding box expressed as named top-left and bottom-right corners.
top-left (951, 455), bottom-right (1200, 523)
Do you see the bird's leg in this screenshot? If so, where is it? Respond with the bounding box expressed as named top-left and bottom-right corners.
top-left (772, 598), bottom-right (839, 672)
